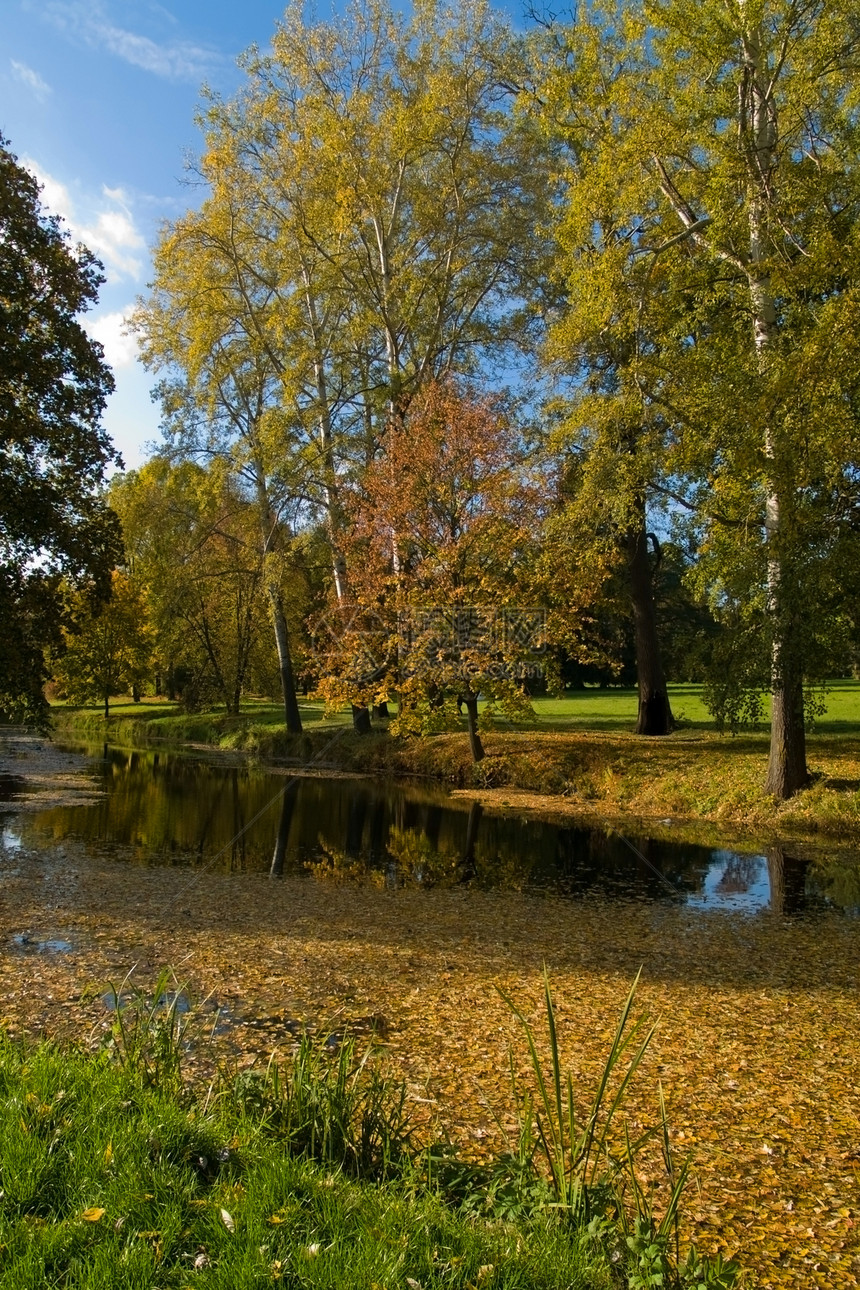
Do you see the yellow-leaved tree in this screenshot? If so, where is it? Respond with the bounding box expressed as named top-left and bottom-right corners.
top-left (533, 0), bottom-right (860, 795)
top-left (53, 572), bottom-right (152, 718)
top-left (138, 0), bottom-right (546, 732)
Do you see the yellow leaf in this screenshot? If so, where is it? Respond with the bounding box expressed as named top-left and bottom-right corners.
top-left (82, 1207), bottom-right (105, 1223)
top-left (103, 1142), bottom-right (113, 1166)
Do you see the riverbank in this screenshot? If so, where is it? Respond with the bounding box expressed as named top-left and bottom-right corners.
top-left (0, 728), bottom-right (103, 810)
top-left (49, 691), bottom-right (860, 845)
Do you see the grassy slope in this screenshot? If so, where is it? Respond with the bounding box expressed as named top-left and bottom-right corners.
top-left (50, 683), bottom-right (860, 840)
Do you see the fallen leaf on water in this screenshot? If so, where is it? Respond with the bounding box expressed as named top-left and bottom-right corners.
top-left (3, 835), bottom-right (859, 1290)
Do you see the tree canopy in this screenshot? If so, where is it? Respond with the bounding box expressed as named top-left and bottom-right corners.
top-left (534, 0), bottom-right (860, 794)
top-left (87, 1), bottom-right (860, 800)
top-left (0, 134), bottom-right (122, 725)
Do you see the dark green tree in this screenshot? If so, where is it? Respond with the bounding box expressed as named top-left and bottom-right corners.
top-left (0, 135), bottom-right (122, 725)
top-left (53, 572), bottom-right (153, 718)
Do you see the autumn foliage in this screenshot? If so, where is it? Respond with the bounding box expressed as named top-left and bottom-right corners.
top-left (315, 381), bottom-right (545, 751)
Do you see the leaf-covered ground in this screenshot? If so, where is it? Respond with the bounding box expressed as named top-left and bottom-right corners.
top-left (1, 820), bottom-right (858, 1289)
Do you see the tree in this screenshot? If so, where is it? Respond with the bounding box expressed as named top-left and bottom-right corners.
top-left (110, 459), bottom-right (285, 716)
top-left (318, 380), bottom-right (545, 761)
top-left (0, 135), bottom-right (122, 724)
top-left (176, 0), bottom-right (543, 729)
top-left (535, 0), bottom-right (860, 794)
top-left (537, 159), bottom-right (681, 731)
top-left (108, 460), bottom-right (195, 700)
top-left (53, 572), bottom-right (153, 717)
top-left (135, 213), bottom-right (306, 732)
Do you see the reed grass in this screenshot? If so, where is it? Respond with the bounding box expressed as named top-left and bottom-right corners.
top-left (501, 970), bottom-right (742, 1289)
top-left (229, 1034), bottom-right (413, 1181)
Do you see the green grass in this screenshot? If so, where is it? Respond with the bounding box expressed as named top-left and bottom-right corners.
top-left (0, 1034), bottom-right (617, 1290)
top-left (51, 680), bottom-right (860, 742)
top-left (48, 701), bottom-right (350, 758)
top-left (507, 681), bottom-right (860, 736)
top-left (519, 687), bottom-right (716, 732)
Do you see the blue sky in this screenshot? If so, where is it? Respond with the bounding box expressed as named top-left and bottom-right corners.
top-left (4, 1), bottom-right (533, 470)
top-left (2, 1), bottom-right (306, 467)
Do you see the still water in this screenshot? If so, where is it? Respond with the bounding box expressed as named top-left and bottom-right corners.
top-left (2, 744), bottom-right (856, 916)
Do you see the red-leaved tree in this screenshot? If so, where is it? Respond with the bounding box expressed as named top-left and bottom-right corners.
top-left (315, 380), bottom-right (547, 761)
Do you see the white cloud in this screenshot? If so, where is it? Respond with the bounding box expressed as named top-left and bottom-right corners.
top-left (78, 201), bottom-right (146, 282)
top-left (44, 2), bottom-right (219, 82)
top-left (21, 159), bottom-right (146, 283)
top-left (10, 59), bottom-right (51, 100)
top-left (86, 309), bottom-right (140, 370)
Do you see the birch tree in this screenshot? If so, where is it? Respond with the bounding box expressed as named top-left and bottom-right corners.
top-left (192, 0), bottom-right (540, 724)
top-left (136, 197), bottom-right (307, 732)
top-left (537, 0), bottom-right (860, 795)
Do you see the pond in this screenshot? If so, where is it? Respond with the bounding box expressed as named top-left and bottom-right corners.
top-left (1, 743), bottom-right (855, 917)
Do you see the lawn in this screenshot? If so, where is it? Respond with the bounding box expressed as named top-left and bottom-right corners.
top-left (52, 679), bottom-right (860, 739)
top-left (522, 681), bottom-right (860, 736)
top-left (0, 1033), bottom-right (619, 1290)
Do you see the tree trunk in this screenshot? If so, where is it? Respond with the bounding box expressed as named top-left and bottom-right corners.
top-left (765, 665), bottom-right (808, 798)
top-left (744, 26), bottom-right (808, 799)
top-left (761, 488), bottom-right (808, 797)
top-left (268, 586), bottom-right (302, 734)
top-left (352, 703), bottom-right (372, 734)
top-left (104, 691), bottom-right (109, 719)
top-left (463, 692), bottom-right (485, 762)
top-left (626, 516), bottom-right (673, 736)
top-left (653, 22), bottom-right (811, 795)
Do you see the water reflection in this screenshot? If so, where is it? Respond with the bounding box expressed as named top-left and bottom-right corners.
top-left (0, 774), bottom-right (24, 802)
top-left (7, 744), bottom-right (856, 916)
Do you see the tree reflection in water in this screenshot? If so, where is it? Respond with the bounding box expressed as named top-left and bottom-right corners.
top-left (19, 744), bottom-right (857, 915)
